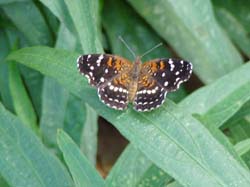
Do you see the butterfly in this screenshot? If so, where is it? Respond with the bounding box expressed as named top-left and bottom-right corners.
top-left (77, 54), bottom-right (192, 112)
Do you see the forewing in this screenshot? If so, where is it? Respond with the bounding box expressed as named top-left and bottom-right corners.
top-left (98, 73), bottom-right (130, 110)
top-left (133, 58), bottom-right (192, 112)
top-left (141, 58), bottom-right (192, 91)
top-left (77, 54), bottom-right (132, 87)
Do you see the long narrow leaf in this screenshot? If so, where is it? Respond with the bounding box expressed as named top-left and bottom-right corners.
top-left (57, 130), bottom-right (104, 187)
top-left (106, 144), bottom-right (172, 187)
top-left (0, 103), bottom-right (73, 187)
top-left (8, 62), bottom-right (38, 134)
top-left (64, 0), bottom-right (102, 53)
top-left (2, 1), bottom-right (52, 45)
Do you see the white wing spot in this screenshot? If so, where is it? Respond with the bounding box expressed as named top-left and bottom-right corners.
top-left (105, 69), bottom-right (108, 73)
top-left (109, 85), bottom-right (114, 90)
top-left (164, 81), bottom-right (169, 86)
top-left (170, 64), bottom-right (175, 71)
top-left (90, 66), bottom-right (94, 70)
top-left (77, 56), bottom-right (81, 63)
top-left (97, 55), bottom-right (104, 63)
top-left (175, 71), bottom-right (180, 75)
top-left (87, 55), bottom-right (91, 61)
top-left (85, 75), bottom-right (90, 83)
top-left (100, 77), bottom-right (104, 82)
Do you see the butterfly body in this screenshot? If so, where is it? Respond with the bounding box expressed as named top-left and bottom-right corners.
top-left (77, 54), bottom-right (192, 112)
top-left (127, 56), bottom-right (141, 102)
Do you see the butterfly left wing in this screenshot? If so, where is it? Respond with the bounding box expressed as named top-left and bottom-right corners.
top-left (133, 58), bottom-right (192, 111)
top-left (97, 73), bottom-right (131, 110)
top-left (77, 54), bottom-right (132, 87)
top-left (77, 54), bottom-right (133, 110)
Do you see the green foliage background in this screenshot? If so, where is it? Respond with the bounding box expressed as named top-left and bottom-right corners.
top-left (0, 0), bottom-right (250, 186)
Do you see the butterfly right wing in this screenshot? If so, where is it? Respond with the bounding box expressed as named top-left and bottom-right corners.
top-left (133, 58), bottom-right (192, 111)
top-left (77, 54), bottom-right (133, 110)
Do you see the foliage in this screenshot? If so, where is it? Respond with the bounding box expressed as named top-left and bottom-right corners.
top-left (0, 0), bottom-right (250, 186)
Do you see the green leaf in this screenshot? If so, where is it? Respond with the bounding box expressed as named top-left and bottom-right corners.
top-left (0, 102), bottom-right (73, 187)
top-left (63, 95), bottom-right (86, 146)
top-left (0, 30), bottom-right (13, 111)
top-left (7, 46), bottom-right (250, 187)
top-left (235, 139), bottom-right (250, 156)
top-left (212, 0), bottom-right (250, 34)
top-left (127, 0), bottom-right (243, 83)
top-left (214, 7), bottom-right (250, 57)
top-left (41, 4), bottom-right (59, 36)
top-left (223, 101), bottom-right (250, 130)
top-left (102, 0), bottom-right (171, 61)
top-left (195, 114), bottom-right (248, 168)
top-left (2, 1), bottom-right (52, 45)
top-left (242, 152), bottom-right (250, 169)
top-left (199, 82), bottom-right (250, 129)
top-left (179, 63), bottom-right (250, 168)
top-left (228, 120), bottom-right (250, 144)
top-left (64, 0), bottom-right (103, 53)
top-left (8, 62), bottom-right (38, 134)
top-left (80, 105), bottom-right (98, 166)
top-left (106, 144), bottom-right (172, 187)
top-left (0, 175), bottom-right (10, 187)
top-left (19, 65), bottom-right (43, 117)
top-left (39, 0), bottom-right (76, 35)
top-left (40, 77), bottom-right (69, 148)
top-left (180, 62), bottom-right (250, 116)
top-left (166, 181), bottom-right (183, 187)
top-left (56, 24), bottom-right (77, 52)
top-left (57, 130), bottom-right (104, 187)
top-left (0, 0), bottom-right (29, 4)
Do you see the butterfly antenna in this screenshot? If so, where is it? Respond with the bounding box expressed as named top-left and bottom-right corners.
top-left (140, 43), bottom-right (163, 58)
top-left (118, 36), bottom-right (136, 59)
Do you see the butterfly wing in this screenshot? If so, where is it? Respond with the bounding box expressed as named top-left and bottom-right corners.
top-left (97, 73), bottom-right (131, 110)
top-left (77, 54), bottom-right (133, 110)
top-left (133, 58), bottom-right (192, 111)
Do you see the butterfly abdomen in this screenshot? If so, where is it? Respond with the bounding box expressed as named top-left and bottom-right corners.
top-left (128, 57), bottom-right (142, 102)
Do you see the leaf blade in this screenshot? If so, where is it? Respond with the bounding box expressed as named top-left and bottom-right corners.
top-left (0, 103), bottom-right (73, 187)
top-left (57, 130), bottom-right (104, 187)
